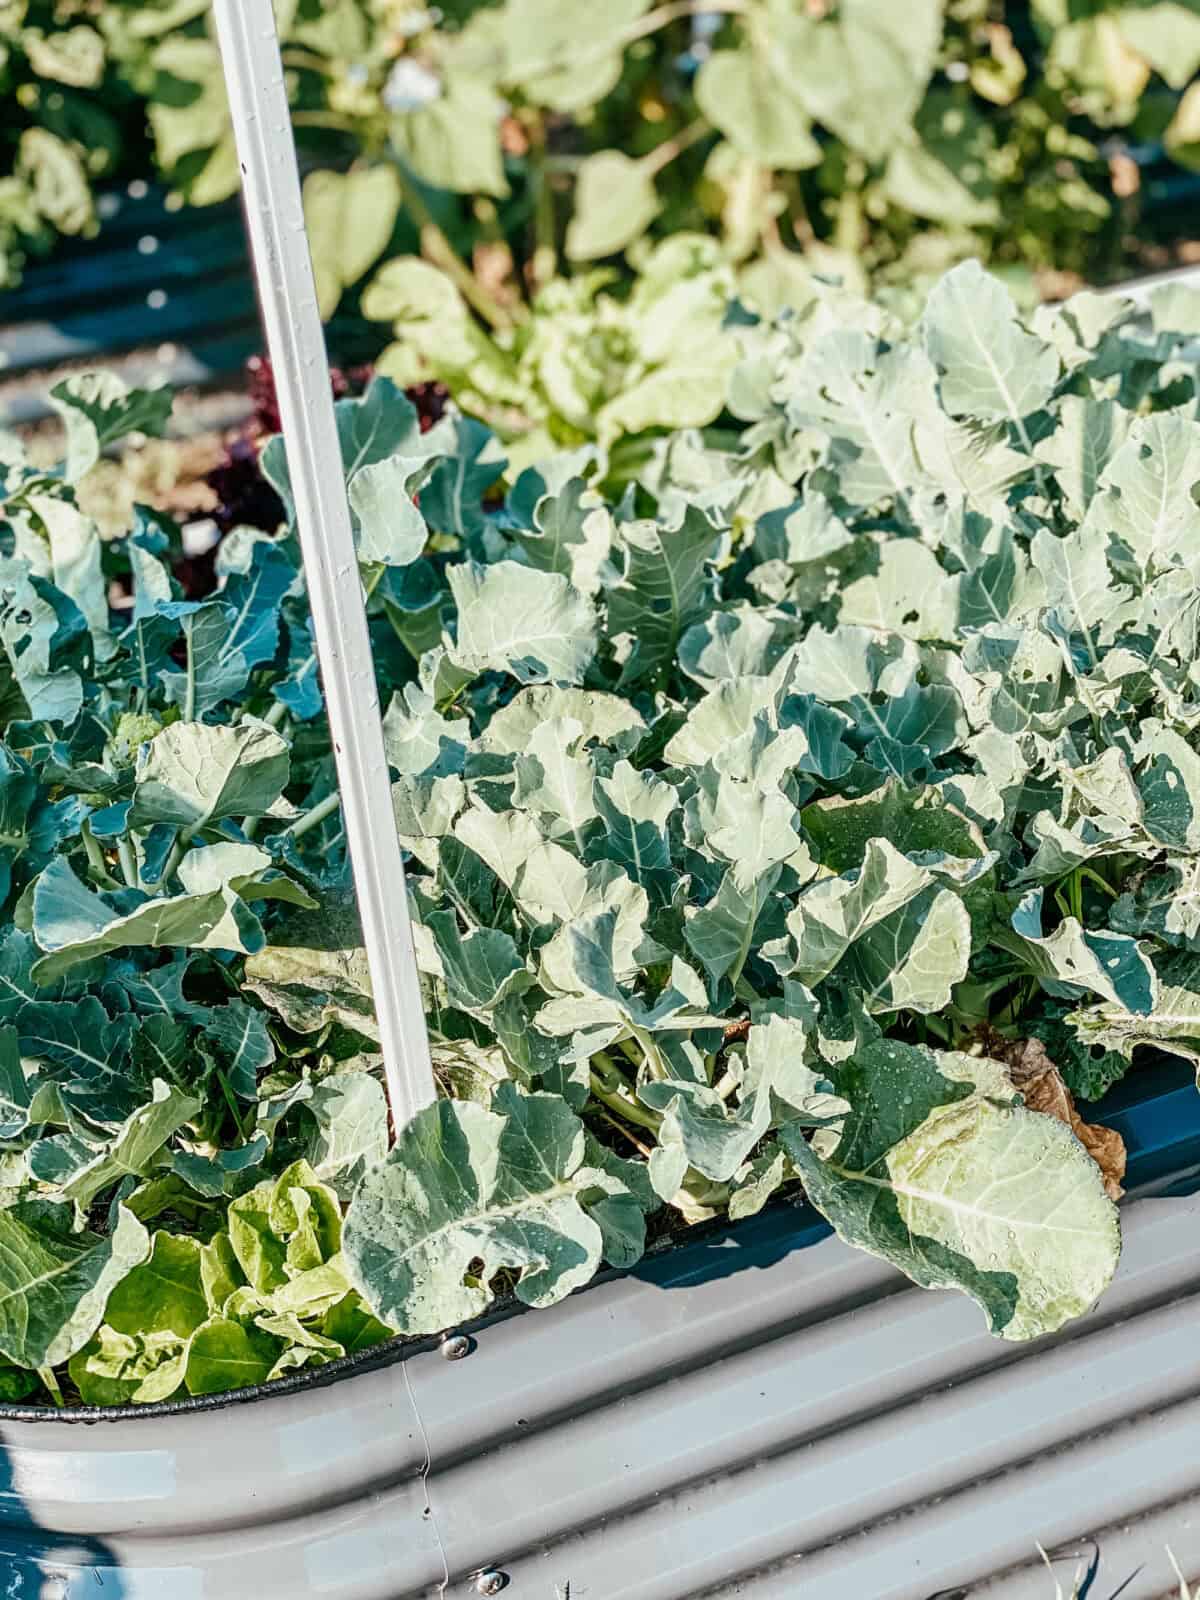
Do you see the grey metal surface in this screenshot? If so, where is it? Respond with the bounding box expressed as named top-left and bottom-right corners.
top-left (0, 1174), bottom-right (1198, 1599)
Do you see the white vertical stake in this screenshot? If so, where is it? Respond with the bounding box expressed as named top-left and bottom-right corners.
top-left (212, 0), bottom-right (436, 1129)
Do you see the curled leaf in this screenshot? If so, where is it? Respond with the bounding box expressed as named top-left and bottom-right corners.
top-left (995, 1036), bottom-right (1126, 1201)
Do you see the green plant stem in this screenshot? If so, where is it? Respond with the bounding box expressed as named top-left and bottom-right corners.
top-left (281, 47), bottom-right (337, 74)
top-left (835, 184), bottom-right (863, 256)
top-left (182, 634), bottom-right (197, 726)
top-left (216, 1069), bottom-right (251, 1144)
top-left (116, 836), bottom-right (139, 891)
top-left (393, 162), bottom-right (517, 332)
top-left (160, 825), bottom-right (194, 887)
top-left (37, 1367), bottom-right (64, 1407)
top-left (541, 153), bottom-right (586, 174)
top-left (526, 114), bottom-right (557, 291)
top-left (592, 1049), bottom-right (635, 1088)
top-left (782, 172), bottom-right (816, 249)
top-left (292, 110), bottom-right (362, 134)
top-left (243, 700), bottom-right (292, 841)
top-left (614, 1036), bottom-right (643, 1071)
top-left (285, 789), bottom-right (342, 841)
top-left (81, 823), bottom-right (119, 889)
top-left (618, 0), bottom-right (746, 50)
top-left (1078, 864), bottom-right (1117, 899)
top-left (642, 118), bottom-right (711, 179)
top-left (629, 1024), bottom-right (668, 1080)
top-left (1010, 410), bottom-right (1054, 502)
top-left (588, 1069), bottom-right (661, 1134)
top-left (594, 1104), bottom-right (654, 1157)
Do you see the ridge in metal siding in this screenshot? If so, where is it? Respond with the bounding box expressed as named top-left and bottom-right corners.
top-left (402, 1192), bottom-right (1200, 1600)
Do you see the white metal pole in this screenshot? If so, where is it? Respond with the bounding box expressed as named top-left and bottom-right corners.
top-left (212, 0), bottom-right (436, 1128)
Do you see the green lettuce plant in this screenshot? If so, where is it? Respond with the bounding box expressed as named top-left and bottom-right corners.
top-left (1, 261), bottom-right (1200, 1405)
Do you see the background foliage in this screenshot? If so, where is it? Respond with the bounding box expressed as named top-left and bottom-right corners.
top-left (2, 0), bottom-right (1200, 304)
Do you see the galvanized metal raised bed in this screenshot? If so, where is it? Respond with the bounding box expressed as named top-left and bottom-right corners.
top-left (0, 1063), bottom-right (1198, 1600)
top-left (3, 8), bottom-right (1200, 1600)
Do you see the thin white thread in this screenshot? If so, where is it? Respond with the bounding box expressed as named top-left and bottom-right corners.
top-left (403, 1358), bottom-right (450, 1599)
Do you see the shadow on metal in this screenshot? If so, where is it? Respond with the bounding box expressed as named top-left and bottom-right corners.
top-left (0, 1441), bottom-right (127, 1596)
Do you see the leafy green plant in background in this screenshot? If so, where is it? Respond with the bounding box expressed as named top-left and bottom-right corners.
top-left (0, 0), bottom-right (134, 287)
top-left (3, 1), bottom-right (1200, 305)
top-left (2, 263), bottom-right (1200, 1405)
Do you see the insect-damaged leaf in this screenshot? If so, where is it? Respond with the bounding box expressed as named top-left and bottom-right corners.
top-left (343, 1084), bottom-right (651, 1334)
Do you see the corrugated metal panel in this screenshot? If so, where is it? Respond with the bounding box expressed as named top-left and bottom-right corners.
top-left (0, 184), bottom-right (261, 428)
top-left (1, 1064), bottom-right (1198, 1599)
top-left (0, 178), bottom-right (383, 431)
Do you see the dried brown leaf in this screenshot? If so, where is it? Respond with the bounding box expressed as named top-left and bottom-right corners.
top-left (981, 1034), bottom-right (1126, 1201)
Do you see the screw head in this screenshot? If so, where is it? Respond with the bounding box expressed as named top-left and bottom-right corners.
top-left (440, 1332), bottom-right (471, 1361)
top-left (475, 1572), bottom-right (507, 1597)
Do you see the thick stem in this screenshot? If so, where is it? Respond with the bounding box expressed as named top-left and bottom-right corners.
top-left (615, 1036), bottom-right (644, 1071)
top-left (629, 1024), bottom-right (669, 1081)
top-left (588, 1068), bottom-right (662, 1134)
top-left (81, 823), bottom-right (119, 890)
top-left (284, 788), bottom-right (342, 841)
top-left (116, 837), bottom-right (139, 892)
top-left (37, 1368), bottom-right (64, 1407)
top-left (160, 832), bottom-right (187, 888)
top-left (642, 118), bottom-right (711, 179)
top-left (393, 162), bottom-right (518, 332)
top-left (183, 631), bottom-right (197, 726)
